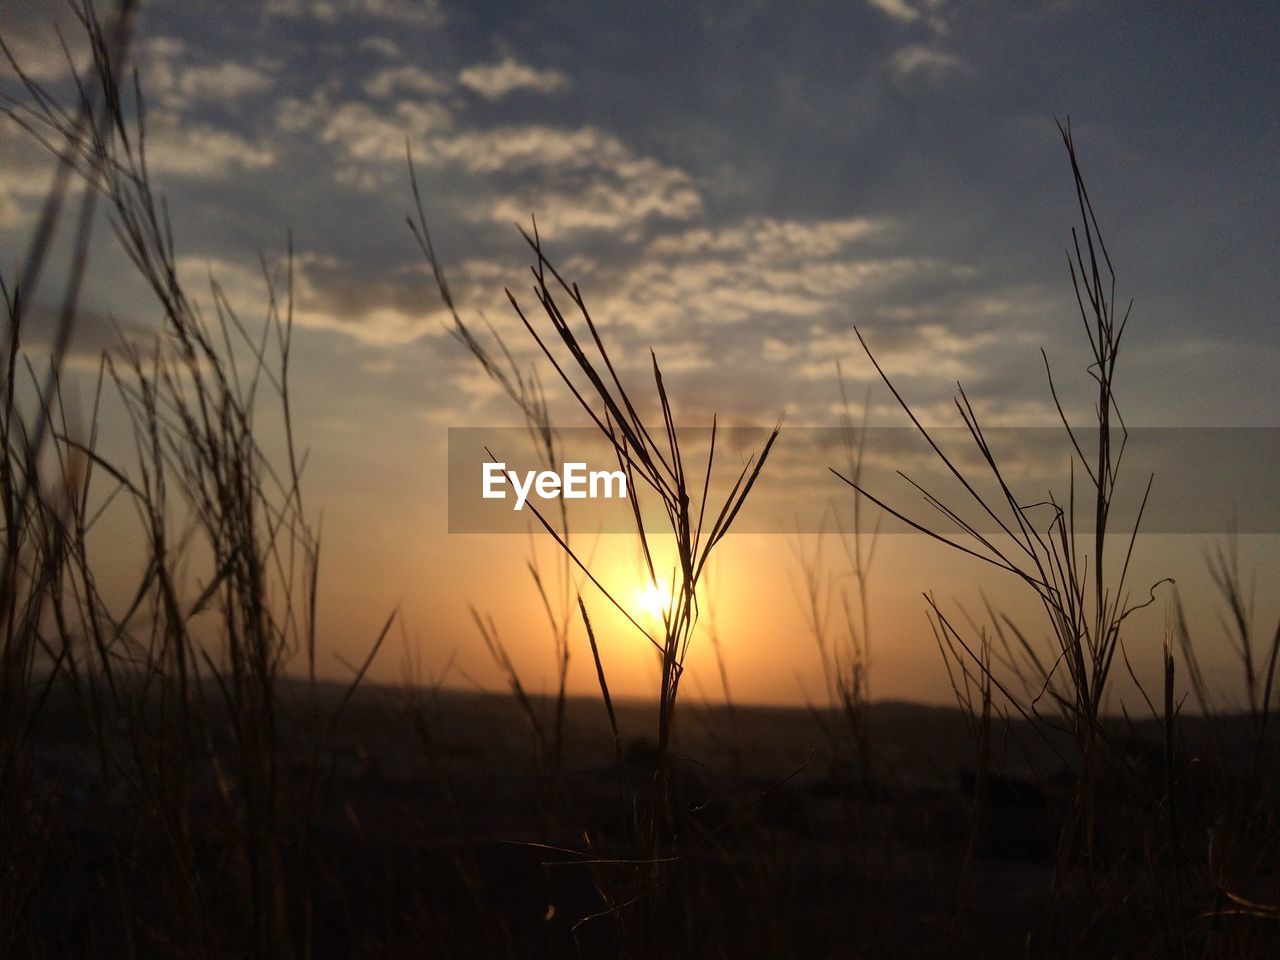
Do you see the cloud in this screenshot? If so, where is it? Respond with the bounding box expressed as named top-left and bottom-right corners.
top-left (289, 253), bottom-right (526, 346)
top-left (794, 323), bottom-right (1001, 383)
top-left (867, 0), bottom-right (921, 24)
top-left (363, 66), bottom-right (450, 99)
top-left (302, 101), bottom-right (703, 234)
top-left (135, 38), bottom-right (275, 118)
top-left (176, 249), bottom-right (517, 347)
top-left (427, 127), bottom-right (702, 236)
top-left (479, 148), bottom-right (702, 237)
top-left (647, 217), bottom-right (887, 261)
top-left (866, 0), bottom-right (950, 35)
top-left (174, 62), bottom-right (273, 101)
top-left (890, 44), bottom-right (968, 79)
top-left (601, 253), bottom-right (939, 336)
top-left (419, 216), bottom-right (1051, 429)
top-left (358, 36), bottom-right (402, 59)
top-left (318, 99), bottom-right (455, 167)
top-left (144, 123), bottom-right (275, 178)
top-left (457, 58), bottom-right (570, 100)
top-left (0, 0), bottom-right (90, 81)
top-left (569, 216), bottom-right (949, 339)
top-left (0, 122), bottom-right (55, 229)
top-left (265, 0), bottom-right (444, 25)
top-left (2, 301), bottom-right (159, 369)
top-left (0, 193), bottom-right (24, 230)
top-left (144, 43), bottom-right (276, 108)
top-left (414, 125), bottom-right (625, 175)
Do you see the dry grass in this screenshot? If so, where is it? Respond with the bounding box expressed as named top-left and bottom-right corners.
top-left (2, 3), bottom-right (393, 955)
top-left (0, 5), bottom-right (1275, 958)
top-left (835, 123), bottom-right (1279, 954)
top-left (412, 183), bottom-right (781, 948)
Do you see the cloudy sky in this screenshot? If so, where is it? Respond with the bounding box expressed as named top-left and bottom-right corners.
top-left (2, 0), bottom-right (1276, 705)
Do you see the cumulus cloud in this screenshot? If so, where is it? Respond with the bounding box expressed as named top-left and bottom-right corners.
top-left (144, 123), bottom-right (275, 178)
top-left (469, 136), bottom-right (702, 237)
top-left (274, 92), bottom-right (460, 186)
top-left (0, 193), bottom-right (24, 229)
top-left (175, 249), bottom-right (518, 347)
top-left (457, 58), bottom-right (570, 100)
top-left (0, 0), bottom-right (89, 81)
top-left (176, 62), bottom-right (273, 100)
top-left (794, 323), bottom-right (1000, 383)
top-left (867, 0), bottom-right (950, 35)
top-left (434, 127), bottom-right (701, 236)
top-left (265, 0), bottom-right (444, 25)
top-left (133, 38), bottom-right (277, 124)
top-left (890, 44), bottom-right (968, 79)
top-left (293, 253), bottom-right (531, 345)
top-left (413, 125), bottom-right (622, 175)
top-left (302, 101), bottom-right (703, 234)
top-left (0, 124), bottom-right (55, 229)
top-left (418, 213), bottom-right (1056, 429)
top-left (358, 36), bottom-right (402, 58)
top-left (146, 54), bottom-right (275, 108)
top-left (552, 266), bottom-right (1048, 428)
top-left (868, 0), bottom-right (921, 24)
top-left (571, 216), bottom-right (950, 338)
top-left (602, 253), bottom-right (938, 335)
top-left (647, 217), bottom-right (887, 261)
top-left (482, 169), bottom-right (701, 237)
top-left (363, 65), bottom-right (450, 98)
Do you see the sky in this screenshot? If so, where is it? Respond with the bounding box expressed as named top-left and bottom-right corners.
top-left (1, 0), bottom-right (1277, 707)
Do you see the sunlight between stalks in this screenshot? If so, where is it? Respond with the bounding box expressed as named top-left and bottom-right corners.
top-left (633, 575), bottom-right (673, 624)
top-left (409, 170), bottom-right (781, 939)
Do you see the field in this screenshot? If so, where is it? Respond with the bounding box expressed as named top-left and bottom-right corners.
top-left (19, 683), bottom-right (1276, 957)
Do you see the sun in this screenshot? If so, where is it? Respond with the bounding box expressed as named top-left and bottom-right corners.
top-left (633, 577), bottom-right (672, 622)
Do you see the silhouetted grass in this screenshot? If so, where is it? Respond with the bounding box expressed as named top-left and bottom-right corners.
top-left (0, 5), bottom-right (1275, 958)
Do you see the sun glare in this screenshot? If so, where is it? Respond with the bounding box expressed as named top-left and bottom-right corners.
top-left (633, 578), bottom-right (672, 622)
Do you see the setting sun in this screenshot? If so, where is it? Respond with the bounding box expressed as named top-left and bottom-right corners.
top-left (633, 577), bottom-right (672, 622)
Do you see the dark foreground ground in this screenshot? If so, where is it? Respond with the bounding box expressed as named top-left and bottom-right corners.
top-left (15, 681), bottom-right (1279, 958)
